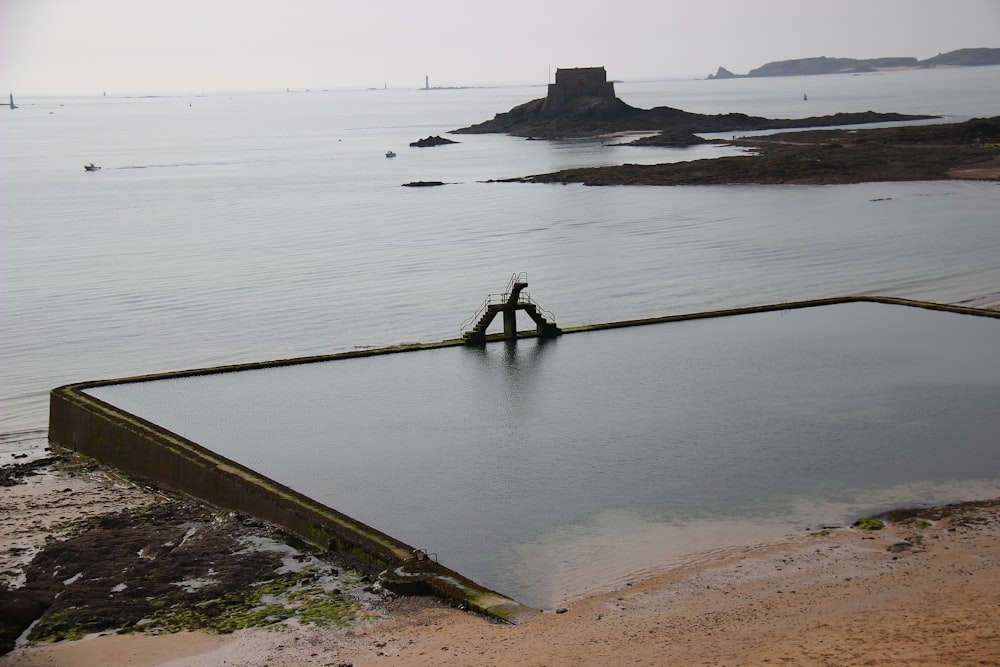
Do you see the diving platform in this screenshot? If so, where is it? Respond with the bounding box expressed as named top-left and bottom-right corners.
top-left (461, 273), bottom-right (562, 345)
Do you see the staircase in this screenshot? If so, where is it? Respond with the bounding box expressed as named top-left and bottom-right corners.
top-left (521, 302), bottom-right (562, 338)
top-left (461, 273), bottom-right (562, 345)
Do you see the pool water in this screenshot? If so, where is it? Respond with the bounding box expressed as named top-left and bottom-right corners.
top-left (87, 302), bottom-right (1000, 608)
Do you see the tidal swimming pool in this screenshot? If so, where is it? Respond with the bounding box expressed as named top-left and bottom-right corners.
top-left (86, 302), bottom-right (1000, 609)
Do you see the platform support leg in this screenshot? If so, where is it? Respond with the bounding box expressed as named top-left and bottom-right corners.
top-left (503, 309), bottom-right (517, 339)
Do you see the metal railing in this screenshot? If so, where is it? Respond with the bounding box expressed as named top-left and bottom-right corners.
top-left (459, 273), bottom-right (558, 334)
top-left (459, 297), bottom-right (498, 333)
top-left (520, 292), bottom-right (558, 324)
top-left (460, 273), bottom-right (524, 332)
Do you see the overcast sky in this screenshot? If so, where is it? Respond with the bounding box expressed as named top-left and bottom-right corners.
top-left (2, 0), bottom-right (998, 96)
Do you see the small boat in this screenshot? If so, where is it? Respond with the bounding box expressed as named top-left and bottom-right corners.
top-left (385, 150), bottom-right (396, 158)
top-left (84, 163), bottom-right (101, 172)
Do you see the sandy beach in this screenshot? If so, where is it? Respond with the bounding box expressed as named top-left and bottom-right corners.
top-left (2, 435), bottom-right (999, 666)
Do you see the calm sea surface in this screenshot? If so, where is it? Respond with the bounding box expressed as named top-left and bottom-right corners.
top-left (3, 67), bottom-right (1000, 435)
top-left (3, 67), bottom-right (1000, 602)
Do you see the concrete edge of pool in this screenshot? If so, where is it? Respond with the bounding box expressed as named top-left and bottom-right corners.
top-left (47, 295), bottom-right (1000, 621)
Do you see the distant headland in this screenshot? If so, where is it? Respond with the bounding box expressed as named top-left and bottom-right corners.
top-left (707, 47), bottom-right (1000, 79)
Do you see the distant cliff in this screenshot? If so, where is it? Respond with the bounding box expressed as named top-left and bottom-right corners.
top-left (708, 47), bottom-right (1000, 79)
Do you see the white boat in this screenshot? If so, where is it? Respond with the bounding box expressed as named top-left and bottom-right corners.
top-left (385, 150), bottom-right (396, 158)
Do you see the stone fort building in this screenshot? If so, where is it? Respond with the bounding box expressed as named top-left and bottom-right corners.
top-left (542, 66), bottom-right (616, 114)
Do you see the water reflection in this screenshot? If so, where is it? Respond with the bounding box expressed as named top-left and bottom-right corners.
top-left (464, 337), bottom-right (556, 419)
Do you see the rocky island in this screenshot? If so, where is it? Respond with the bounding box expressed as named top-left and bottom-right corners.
top-left (452, 66), bottom-right (935, 141)
top-left (453, 67), bottom-right (999, 186)
top-left (409, 135), bottom-right (458, 147)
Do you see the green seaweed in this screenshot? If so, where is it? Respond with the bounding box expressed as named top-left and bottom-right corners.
top-left (853, 517), bottom-right (884, 531)
top-left (141, 574), bottom-right (361, 635)
top-left (28, 610), bottom-right (87, 645)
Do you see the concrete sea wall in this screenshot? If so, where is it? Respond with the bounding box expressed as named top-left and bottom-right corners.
top-left (48, 296), bottom-right (999, 618)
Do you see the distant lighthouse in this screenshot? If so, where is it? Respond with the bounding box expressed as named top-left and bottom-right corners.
top-left (425, 75), bottom-right (429, 90)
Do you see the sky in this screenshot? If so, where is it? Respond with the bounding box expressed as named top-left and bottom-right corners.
top-left (1, 0), bottom-right (998, 96)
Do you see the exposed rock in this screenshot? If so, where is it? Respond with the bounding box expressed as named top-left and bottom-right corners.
top-left (0, 456), bottom-right (62, 487)
top-left (707, 66), bottom-right (737, 80)
top-left (876, 497), bottom-right (1000, 523)
top-left (452, 95), bottom-right (934, 140)
top-left (453, 64), bottom-right (936, 140)
top-left (505, 116), bottom-right (1000, 186)
top-left (409, 135), bottom-right (458, 147)
top-left (0, 500), bottom-right (388, 654)
top-left (401, 181), bottom-right (446, 187)
top-left (625, 130), bottom-right (711, 147)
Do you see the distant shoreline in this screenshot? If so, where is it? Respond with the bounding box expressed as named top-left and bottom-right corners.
top-left (507, 116), bottom-right (1000, 186)
top-left (707, 47), bottom-right (1000, 79)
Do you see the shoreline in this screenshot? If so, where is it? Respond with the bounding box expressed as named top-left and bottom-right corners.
top-left (512, 115), bottom-right (1000, 186)
top-left (2, 439), bottom-right (999, 665)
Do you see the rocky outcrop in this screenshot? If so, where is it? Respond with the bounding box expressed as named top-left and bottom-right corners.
top-left (409, 135), bottom-right (458, 147)
top-left (452, 94), bottom-right (935, 140)
top-left (625, 130), bottom-right (710, 147)
top-left (707, 67), bottom-right (737, 80)
top-left (505, 116), bottom-right (1000, 186)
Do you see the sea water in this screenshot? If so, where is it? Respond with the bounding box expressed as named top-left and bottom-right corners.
top-left (3, 66), bottom-right (1000, 601)
top-left (3, 67), bottom-right (1000, 436)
